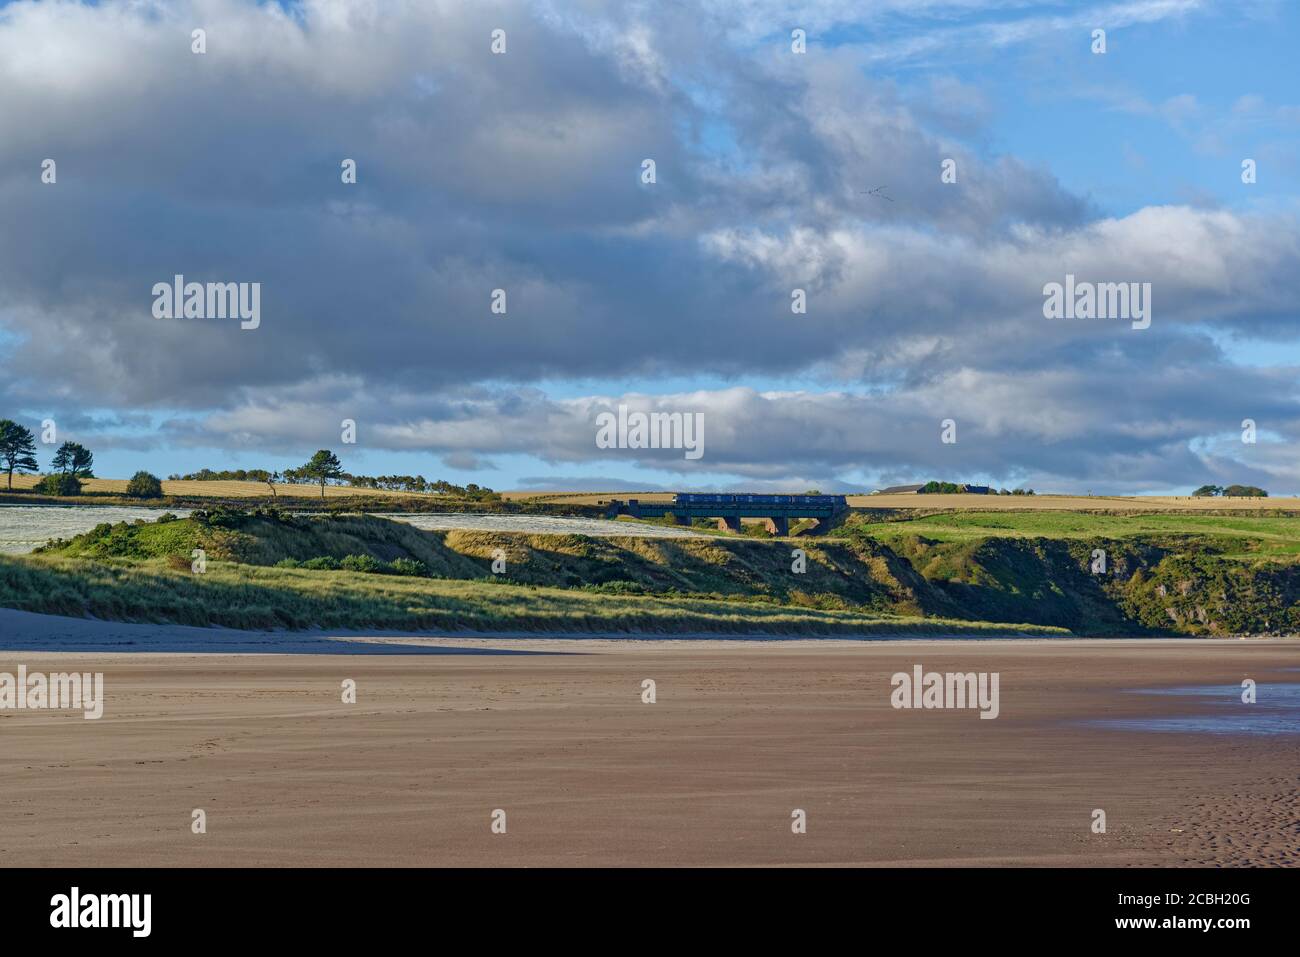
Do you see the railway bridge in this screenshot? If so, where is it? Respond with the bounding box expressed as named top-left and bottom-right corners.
top-left (604, 493), bottom-right (849, 536)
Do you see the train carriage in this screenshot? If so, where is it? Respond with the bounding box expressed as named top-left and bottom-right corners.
top-left (674, 493), bottom-right (846, 508)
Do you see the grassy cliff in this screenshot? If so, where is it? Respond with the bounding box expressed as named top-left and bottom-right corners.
top-left (31, 509), bottom-right (933, 614)
top-left (5, 508), bottom-right (1298, 636)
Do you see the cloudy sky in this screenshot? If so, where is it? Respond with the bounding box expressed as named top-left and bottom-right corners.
top-left (1, 0), bottom-right (1297, 494)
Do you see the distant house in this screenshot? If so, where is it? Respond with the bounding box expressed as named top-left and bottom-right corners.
top-left (960, 484), bottom-right (991, 495)
top-left (872, 484), bottom-right (924, 495)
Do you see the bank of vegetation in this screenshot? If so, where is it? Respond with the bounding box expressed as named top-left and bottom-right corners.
top-left (1, 508), bottom-right (1297, 636)
top-left (0, 510), bottom-right (1052, 636)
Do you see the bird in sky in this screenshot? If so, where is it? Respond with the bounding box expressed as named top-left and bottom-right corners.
top-left (859, 186), bottom-right (894, 202)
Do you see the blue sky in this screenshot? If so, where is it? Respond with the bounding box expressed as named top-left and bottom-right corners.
top-left (0, 0), bottom-right (1297, 494)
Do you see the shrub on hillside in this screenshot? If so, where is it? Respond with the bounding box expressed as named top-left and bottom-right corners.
top-left (125, 471), bottom-right (164, 499)
top-left (277, 554), bottom-right (427, 577)
top-left (35, 473), bottom-right (82, 496)
top-left (581, 580), bottom-right (650, 595)
top-left (190, 506), bottom-right (263, 528)
top-left (385, 558), bottom-right (428, 577)
top-left (340, 554), bottom-right (383, 573)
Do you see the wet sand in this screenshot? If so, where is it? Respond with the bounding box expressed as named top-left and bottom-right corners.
top-left (0, 629), bottom-right (1296, 867)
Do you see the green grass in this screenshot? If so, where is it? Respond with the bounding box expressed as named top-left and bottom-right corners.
top-left (848, 511), bottom-right (1300, 559)
top-left (0, 554), bottom-right (1064, 637)
top-left (15, 508), bottom-right (1300, 637)
top-left (34, 511), bottom-right (939, 614)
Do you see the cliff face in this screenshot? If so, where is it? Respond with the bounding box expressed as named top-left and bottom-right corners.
top-left (878, 534), bottom-right (1300, 636)
top-left (1113, 553), bottom-right (1300, 636)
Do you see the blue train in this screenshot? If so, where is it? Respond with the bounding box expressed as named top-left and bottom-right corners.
top-left (674, 493), bottom-right (847, 508)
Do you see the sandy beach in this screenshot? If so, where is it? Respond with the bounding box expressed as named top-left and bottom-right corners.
top-left (0, 611), bottom-right (1296, 867)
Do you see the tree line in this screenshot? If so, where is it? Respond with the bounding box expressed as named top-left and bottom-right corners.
top-left (0, 419), bottom-right (163, 498)
top-left (918, 480), bottom-right (1035, 495)
top-left (1192, 484), bottom-right (1268, 497)
top-left (0, 419), bottom-right (98, 494)
top-left (167, 464), bottom-right (498, 499)
top-left (0, 422), bottom-right (497, 502)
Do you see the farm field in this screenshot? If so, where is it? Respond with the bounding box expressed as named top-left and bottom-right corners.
top-left (851, 510), bottom-right (1300, 559)
top-left (852, 493), bottom-right (1300, 511)
top-left (7, 478), bottom-right (1298, 512)
top-left (503, 490), bottom-right (674, 504)
top-left (514, 490), bottom-right (1300, 512)
top-left (4, 474), bottom-right (422, 499)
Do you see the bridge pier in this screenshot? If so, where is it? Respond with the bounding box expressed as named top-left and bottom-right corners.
top-left (603, 497), bottom-right (848, 535)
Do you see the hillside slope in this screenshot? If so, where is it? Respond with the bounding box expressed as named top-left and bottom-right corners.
top-left (13, 509), bottom-right (1300, 635)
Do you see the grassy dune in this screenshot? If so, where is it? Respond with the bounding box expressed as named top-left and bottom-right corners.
top-left (35, 511), bottom-right (934, 612)
top-left (0, 510), bottom-right (1062, 635)
top-left (0, 555), bottom-right (1060, 637)
top-left (7, 509), bottom-right (1300, 636)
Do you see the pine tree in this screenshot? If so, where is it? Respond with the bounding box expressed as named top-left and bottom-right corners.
top-left (0, 420), bottom-right (39, 490)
